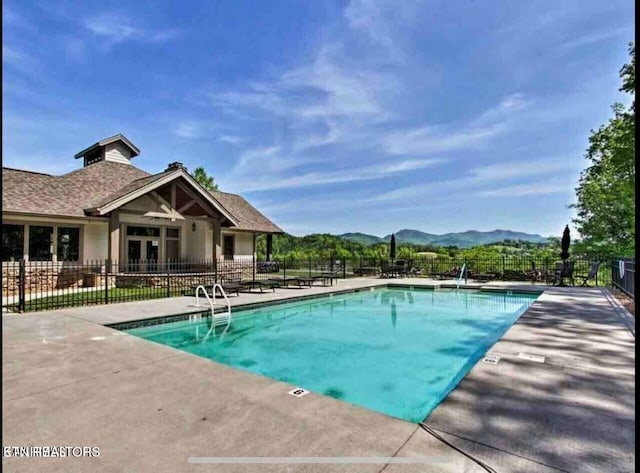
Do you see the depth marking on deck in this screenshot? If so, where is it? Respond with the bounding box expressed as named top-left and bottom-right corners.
top-left (482, 354), bottom-right (500, 364)
top-left (288, 388), bottom-right (310, 397)
top-left (518, 353), bottom-right (546, 363)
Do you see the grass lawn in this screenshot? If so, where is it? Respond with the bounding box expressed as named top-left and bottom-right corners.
top-left (11, 287), bottom-right (187, 313)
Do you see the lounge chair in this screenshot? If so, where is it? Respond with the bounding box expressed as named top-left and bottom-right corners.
top-left (312, 272), bottom-right (338, 286)
top-left (473, 272), bottom-right (497, 282)
top-left (574, 261), bottom-right (600, 287)
top-left (293, 277), bottom-right (316, 287)
top-left (266, 276), bottom-right (305, 288)
top-left (217, 281), bottom-right (241, 296)
top-left (433, 267), bottom-right (461, 280)
top-left (188, 282), bottom-right (240, 297)
top-left (239, 279), bottom-right (278, 292)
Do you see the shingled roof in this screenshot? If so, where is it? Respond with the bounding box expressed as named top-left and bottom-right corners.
top-left (211, 191), bottom-right (283, 233)
top-left (2, 161), bottom-right (150, 217)
top-left (2, 162), bottom-right (283, 234)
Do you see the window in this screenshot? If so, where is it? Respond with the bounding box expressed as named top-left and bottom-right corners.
top-left (57, 227), bottom-right (80, 261)
top-left (2, 224), bottom-right (24, 261)
top-left (29, 226), bottom-right (53, 261)
top-left (165, 228), bottom-right (180, 261)
top-left (223, 235), bottom-right (234, 260)
top-left (126, 226), bottom-right (160, 237)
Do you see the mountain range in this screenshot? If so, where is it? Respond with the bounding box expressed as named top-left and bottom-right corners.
top-left (338, 229), bottom-right (549, 248)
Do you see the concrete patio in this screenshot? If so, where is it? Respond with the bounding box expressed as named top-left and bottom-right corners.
top-left (2, 278), bottom-right (635, 472)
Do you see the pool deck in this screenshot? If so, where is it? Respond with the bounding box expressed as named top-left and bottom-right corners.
top-left (2, 278), bottom-right (635, 472)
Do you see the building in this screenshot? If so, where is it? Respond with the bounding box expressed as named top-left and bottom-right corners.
top-left (2, 134), bottom-right (282, 294)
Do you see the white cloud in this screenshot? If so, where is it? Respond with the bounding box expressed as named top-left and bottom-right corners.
top-left (478, 179), bottom-right (574, 197)
top-left (370, 159), bottom-right (577, 202)
top-left (382, 123), bottom-right (505, 156)
top-left (558, 28), bottom-right (631, 52)
top-left (83, 14), bottom-right (180, 45)
top-left (2, 45), bottom-right (42, 79)
top-left (218, 135), bottom-right (245, 145)
top-left (229, 157), bottom-right (443, 192)
top-left (174, 122), bottom-right (201, 139)
top-left (2, 5), bottom-right (34, 31)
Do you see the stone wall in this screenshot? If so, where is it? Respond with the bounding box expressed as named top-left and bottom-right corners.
top-left (2, 262), bottom-right (109, 297)
top-left (114, 273), bottom-right (217, 289)
top-left (2, 260), bottom-right (256, 297)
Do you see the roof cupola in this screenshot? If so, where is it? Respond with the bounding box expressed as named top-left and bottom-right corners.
top-left (74, 134), bottom-right (140, 167)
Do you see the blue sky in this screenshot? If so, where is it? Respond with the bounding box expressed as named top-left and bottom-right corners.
top-left (3, 0), bottom-right (634, 237)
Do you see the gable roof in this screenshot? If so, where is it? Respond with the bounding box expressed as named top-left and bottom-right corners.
top-left (2, 162), bottom-right (283, 233)
top-left (211, 191), bottom-right (283, 234)
top-left (74, 134), bottom-right (140, 159)
top-left (84, 168), bottom-right (239, 226)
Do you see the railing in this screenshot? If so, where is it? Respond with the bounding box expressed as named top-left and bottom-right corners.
top-left (612, 258), bottom-right (635, 299)
top-left (1, 255), bottom-right (617, 313)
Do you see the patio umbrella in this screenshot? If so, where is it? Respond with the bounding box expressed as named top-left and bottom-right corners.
top-left (560, 225), bottom-right (571, 261)
top-left (390, 233), bottom-right (396, 261)
top-left (558, 225), bottom-right (571, 287)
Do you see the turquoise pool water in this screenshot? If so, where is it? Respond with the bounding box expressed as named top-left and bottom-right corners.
top-left (125, 288), bottom-right (537, 422)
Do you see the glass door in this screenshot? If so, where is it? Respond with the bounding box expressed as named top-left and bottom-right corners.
top-left (128, 240), bottom-right (142, 272)
top-left (146, 240), bottom-right (159, 272)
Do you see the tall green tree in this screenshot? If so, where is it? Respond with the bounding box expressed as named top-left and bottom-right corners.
top-left (571, 43), bottom-right (635, 257)
top-left (191, 166), bottom-right (219, 191)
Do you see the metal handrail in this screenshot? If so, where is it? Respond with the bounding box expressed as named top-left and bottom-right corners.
top-left (456, 264), bottom-right (466, 289)
top-left (194, 284), bottom-right (232, 340)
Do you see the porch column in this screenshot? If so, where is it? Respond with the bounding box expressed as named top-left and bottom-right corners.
top-left (252, 233), bottom-right (256, 281)
top-left (108, 211), bottom-right (120, 270)
top-left (266, 234), bottom-right (273, 261)
top-left (212, 219), bottom-right (221, 261)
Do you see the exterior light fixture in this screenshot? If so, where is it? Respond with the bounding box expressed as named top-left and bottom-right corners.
top-left (192, 222), bottom-right (196, 232)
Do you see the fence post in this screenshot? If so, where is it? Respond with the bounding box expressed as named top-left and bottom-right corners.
top-left (545, 257), bottom-right (550, 285)
top-left (611, 260), bottom-right (614, 289)
top-left (18, 259), bottom-right (26, 313)
top-left (343, 257), bottom-right (346, 279)
top-left (105, 259), bottom-right (109, 304)
top-left (502, 255), bottom-right (505, 280)
top-left (283, 257), bottom-right (287, 280)
top-left (166, 264), bottom-right (170, 298)
top-left (309, 257), bottom-right (312, 278)
top-left (253, 253), bottom-right (256, 281)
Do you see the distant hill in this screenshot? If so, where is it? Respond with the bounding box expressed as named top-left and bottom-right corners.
top-left (339, 228), bottom-right (548, 248)
top-left (337, 232), bottom-right (384, 245)
top-left (382, 229), bottom-right (439, 245)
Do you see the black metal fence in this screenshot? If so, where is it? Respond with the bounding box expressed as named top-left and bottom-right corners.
top-left (612, 258), bottom-right (635, 299)
top-left (348, 255), bottom-right (611, 286)
top-left (1, 258), bottom-right (349, 313)
top-left (2, 255), bottom-right (618, 313)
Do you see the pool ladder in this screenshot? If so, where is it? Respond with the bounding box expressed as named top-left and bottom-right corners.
top-left (456, 264), bottom-right (467, 290)
top-left (194, 284), bottom-right (232, 340)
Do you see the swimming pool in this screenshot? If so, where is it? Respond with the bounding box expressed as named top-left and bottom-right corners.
top-left (124, 287), bottom-right (538, 422)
